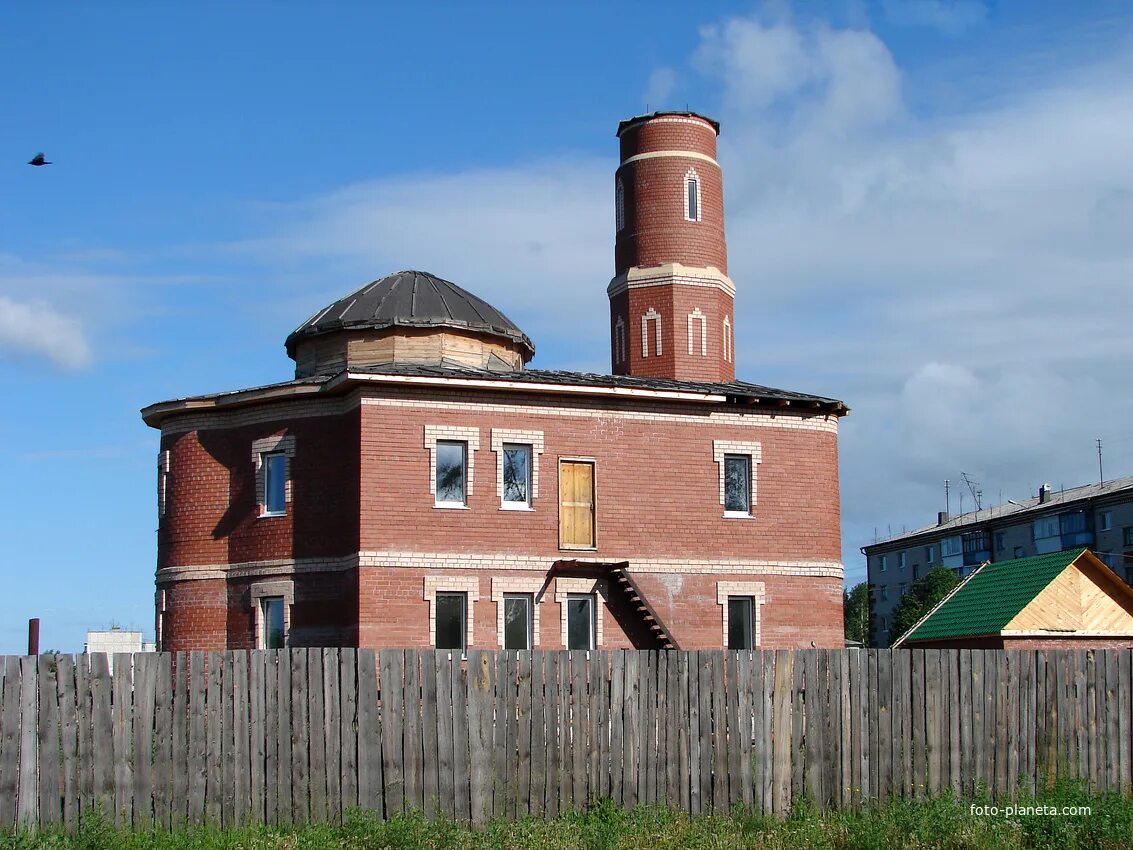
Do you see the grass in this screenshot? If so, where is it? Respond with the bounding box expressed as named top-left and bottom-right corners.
top-left (3, 782), bottom-right (1131, 850)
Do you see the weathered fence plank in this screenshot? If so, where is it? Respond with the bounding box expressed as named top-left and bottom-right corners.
top-left (55, 655), bottom-right (80, 832)
top-left (36, 656), bottom-right (60, 827)
top-left (355, 649), bottom-right (382, 817)
top-left (131, 653), bottom-right (157, 828)
top-left (152, 654), bottom-right (173, 829)
top-left (112, 653), bottom-right (134, 828)
top-left (378, 650), bottom-right (405, 816)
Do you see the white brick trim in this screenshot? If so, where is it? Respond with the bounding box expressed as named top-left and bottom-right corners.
top-left (717, 581), bottom-right (766, 647)
top-left (491, 576), bottom-right (546, 648)
top-left (613, 316), bottom-right (626, 365)
top-left (158, 552), bottom-right (845, 582)
top-left (621, 150), bottom-right (719, 168)
top-left (251, 434), bottom-right (296, 515)
top-left (157, 450), bottom-right (170, 518)
top-left (423, 575), bottom-right (480, 648)
top-left (250, 579), bottom-right (295, 648)
top-left (607, 264), bottom-right (736, 298)
top-left (713, 440), bottom-right (762, 512)
top-left (490, 428), bottom-right (544, 504)
top-left (684, 168), bottom-right (702, 222)
top-left (641, 308), bottom-right (662, 357)
top-left (554, 577), bottom-right (608, 648)
top-left (687, 308), bottom-right (707, 356)
top-left (723, 317), bottom-right (732, 363)
top-left (424, 425), bottom-right (480, 503)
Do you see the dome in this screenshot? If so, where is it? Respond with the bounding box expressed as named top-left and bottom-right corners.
top-left (285, 270), bottom-right (534, 359)
top-left (285, 270), bottom-right (535, 378)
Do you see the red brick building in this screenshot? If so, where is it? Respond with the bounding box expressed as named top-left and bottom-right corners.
top-left (142, 112), bottom-right (850, 653)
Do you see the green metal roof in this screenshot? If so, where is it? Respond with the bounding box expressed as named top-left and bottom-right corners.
top-left (902, 549), bottom-right (1087, 644)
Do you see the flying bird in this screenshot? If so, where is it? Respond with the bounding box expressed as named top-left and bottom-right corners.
top-left (28, 153), bottom-right (52, 166)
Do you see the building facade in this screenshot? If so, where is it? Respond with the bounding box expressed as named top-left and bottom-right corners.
top-left (864, 475), bottom-right (1133, 646)
top-left (143, 112), bottom-right (849, 653)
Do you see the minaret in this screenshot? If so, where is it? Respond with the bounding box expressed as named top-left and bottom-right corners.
top-left (608, 111), bottom-right (735, 383)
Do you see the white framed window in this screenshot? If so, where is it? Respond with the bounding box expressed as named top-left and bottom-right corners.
top-left (490, 429), bottom-right (544, 510)
top-left (879, 555), bottom-right (888, 572)
top-left (615, 177), bottom-right (625, 232)
top-left (717, 581), bottom-right (765, 649)
top-left (685, 169), bottom-right (701, 222)
top-left (1100, 511), bottom-right (1113, 532)
top-left (555, 577), bottom-right (607, 649)
top-left (491, 577), bottom-right (544, 648)
top-left (157, 450), bottom-right (170, 519)
top-left (424, 425), bottom-right (480, 508)
top-left (899, 583), bottom-right (909, 596)
top-left (925, 545), bottom-right (935, 562)
top-left (424, 576), bottom-right (479, 649)
top-left (723, 317), bottom-right (732, 363)
top-left (250, 580), bottom-right (294, 649)
top-left (613, 316), bottom-right (626, 365)
top-left (687, 308), bottom-right (707, 356)
top-left (941, 536), bottom-right (962, 558)
top-left (641, 308), bottom-right (662, 357)
top-left (251, 434), bottom-right (295, 518)
top-left (503, 594), bottom-right (534, 650)
top-left (897, 551), bottom-right (906, 570)
top-left (713, 440), bottom-right (761, 518)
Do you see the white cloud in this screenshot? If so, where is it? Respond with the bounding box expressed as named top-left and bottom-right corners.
top-left (882, 0), bottom-right (988, 36)
top-left (0, 296), bottom-right (91, 370)
top-left (644, 68), bottom-right (678, 110)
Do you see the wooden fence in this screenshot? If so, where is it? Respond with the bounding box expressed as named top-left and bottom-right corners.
top-left (0, 648), bottom-right (1130, 831)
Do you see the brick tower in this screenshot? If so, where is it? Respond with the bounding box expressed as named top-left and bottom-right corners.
top-left (608, 112), bottom-right (735, 382)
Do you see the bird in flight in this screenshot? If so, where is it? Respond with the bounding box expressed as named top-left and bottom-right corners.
top-left (28, 153), bottom-right (52, 166)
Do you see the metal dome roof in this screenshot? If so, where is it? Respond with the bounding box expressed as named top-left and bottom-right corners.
top-left (285, 270), bottom-right (535, 360)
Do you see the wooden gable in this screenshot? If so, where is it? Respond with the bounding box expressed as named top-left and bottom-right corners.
top-left (1005, 552), bottom-right (1133, 635)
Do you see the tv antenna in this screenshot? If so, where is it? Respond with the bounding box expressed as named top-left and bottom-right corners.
top-left (961, 471), bottom-right (982, 511)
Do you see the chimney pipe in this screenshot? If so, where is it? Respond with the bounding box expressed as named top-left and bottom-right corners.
top-left (1039, 483), bottom-right (1051, 504)
top-left (937, 511), bottom-right (950, 526)
top-left (27, 618), bottom-right (40, 656)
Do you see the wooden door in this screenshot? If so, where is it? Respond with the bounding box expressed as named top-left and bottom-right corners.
top-left (559, 460), bottom-right (595, 549)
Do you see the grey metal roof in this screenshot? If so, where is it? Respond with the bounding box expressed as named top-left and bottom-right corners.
top-left (284, 270), bottom-right (535, 359)
top-left (865, 474), bottom-right (1133, 551)
top-left (348, 363), bottom-right (848, 412)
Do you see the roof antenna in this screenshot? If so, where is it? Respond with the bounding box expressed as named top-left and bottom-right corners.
top-left (1097, 438), bottom-right (1104, 485)
top-left (961, 471), bottom-right (982, 511)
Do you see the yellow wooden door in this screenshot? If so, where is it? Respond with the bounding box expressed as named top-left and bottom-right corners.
top-left (559, 460), bottom-right (595, 549)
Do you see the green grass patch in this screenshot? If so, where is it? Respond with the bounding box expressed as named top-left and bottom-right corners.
top-left (3, 782), bottom-right (1131, 850)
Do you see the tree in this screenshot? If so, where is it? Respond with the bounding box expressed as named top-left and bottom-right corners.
top-left (888, 567), bottom-right (960, 646)
top-left (843, 582), bottom-right (870, 645)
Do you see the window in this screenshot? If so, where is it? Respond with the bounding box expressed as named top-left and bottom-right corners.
top-left (880, 586), bottom-right (889, 602)
top-left (899, 583), bottom-right (908, 596)
top-left (435, 593), bottom-right (467, 651)
top-left (879, 555), bottom-right (888, 572)
top-left (503, 594), bottom-right (533, 650)
top-left (685, 172), bottom-right (700, 221)
top-left (559, 459), bottom-right (596, 549)
top-left (566, 594), bottom-right (595, 651)
top-left (157, 450), bottom-right (170, 519)
top-left (501, 444), bottom-right (532, 508)
top-left (435, 441), bottom-right (467, 506)
top-left (724, 454), bottom-right (752, 515)
top-left (1100, 511), bottom-right (1113, 531)
top-left (262, 452), bottom-right (287, 515)
top-left (912, 565), bottom-right (920, 580)
top-left (897, 552), bottom-right (906, 570)
top-left (262, 597), bottom-right (286, 649)
top-left (615, 178), bottom-right (625, 232)
top-left (1124, 527), bottom-right (1133, 547)
top-left (994, 532), bottom-right (1006, 550)
top-left (925, 545), bottom-right (935, 563)
top-left (1034, 516), bottom-right (1059, 540)
top-left (941, 537), bottom-right (962, 558)
top-left (727, 597), bottom-right (754, 650)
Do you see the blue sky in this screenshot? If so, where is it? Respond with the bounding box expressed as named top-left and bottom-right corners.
top-left (2, 2), bottom-right (1131, 653)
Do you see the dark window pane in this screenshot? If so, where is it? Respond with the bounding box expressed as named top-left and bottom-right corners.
top-left (263, 597), bottom-right (285, 649)
top-left (436, 441), bottom-right (466, 504)
top-left (504, 594), bottom-right (531, 650)
top-left (728, 597), bottom-right (753, 650)
top-left (435, 593), bottom-right (465, 650)
top-left (687, 178), bottom-right (698, 220)
top-left (502, 444), bottom-right (530, 505)
top-left (566, 596), bottom-right (593, 650)
top-left (724, 455), bottom-right (751, 513)
top-left (264, 453), bottom-right (286, 514)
